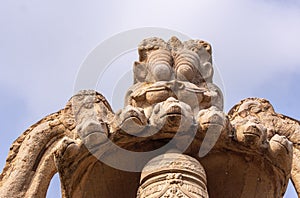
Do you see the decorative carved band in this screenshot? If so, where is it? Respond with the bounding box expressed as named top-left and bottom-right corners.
top-left (138, 153), bottom-right (208, 198)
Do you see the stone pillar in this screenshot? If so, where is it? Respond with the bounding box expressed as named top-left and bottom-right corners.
top-left (137, 153), bottom-right (209, 198)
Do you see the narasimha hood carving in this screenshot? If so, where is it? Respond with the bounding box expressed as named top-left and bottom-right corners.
top-left (0, 37), bottom-right (299, 198)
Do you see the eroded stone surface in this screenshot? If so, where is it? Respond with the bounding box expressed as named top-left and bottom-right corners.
top-left (0, 37), bottom-right (299, 198)
top-left (137, 153), bottom-right (209, 198)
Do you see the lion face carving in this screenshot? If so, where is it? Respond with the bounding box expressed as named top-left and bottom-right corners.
top-left (149, 97), bottom-right (194, 134)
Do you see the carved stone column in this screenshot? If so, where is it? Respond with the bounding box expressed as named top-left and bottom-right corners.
top-left (137, 153), bottom-right (208, 198)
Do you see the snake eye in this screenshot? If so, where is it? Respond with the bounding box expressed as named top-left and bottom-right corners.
top-left (176, 65), bottom-right (195, 81)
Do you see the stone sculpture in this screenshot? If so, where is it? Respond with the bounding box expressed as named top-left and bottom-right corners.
top-left (0, 37), bottom-right (299, 198)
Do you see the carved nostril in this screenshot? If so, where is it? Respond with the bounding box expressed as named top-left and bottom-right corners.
top-left (152, 64), bottom-right (172, 81)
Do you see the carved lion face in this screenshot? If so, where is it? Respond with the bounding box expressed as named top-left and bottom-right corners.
top-left (234, 120), bottom-right (267, 148)
top-left (112, 105), bottom-right (147, 135)
top-left (149, 97), bottom-right (194, 134)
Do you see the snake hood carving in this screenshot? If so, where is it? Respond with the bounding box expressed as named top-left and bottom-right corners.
top-left (0, 37), bottom-right (299, 198)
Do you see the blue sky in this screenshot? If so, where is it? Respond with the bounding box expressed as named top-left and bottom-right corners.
top-left (0, 0), bottom-right (299, 197)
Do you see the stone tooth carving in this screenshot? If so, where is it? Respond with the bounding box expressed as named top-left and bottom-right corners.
top-left (126, 80), bottom-right (223, 116)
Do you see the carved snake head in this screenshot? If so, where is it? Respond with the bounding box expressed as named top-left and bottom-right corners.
top-left (149, 97), bottom-right (194, 134)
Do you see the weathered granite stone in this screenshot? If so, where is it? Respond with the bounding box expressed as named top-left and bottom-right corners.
top-left (0, 37), bottom-right (299, 198)
top-left (137, 153), bottom-right (209, 198)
